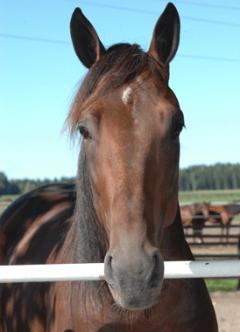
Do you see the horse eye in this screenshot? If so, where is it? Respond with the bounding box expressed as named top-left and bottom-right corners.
top-left (171, 112), bottom-right (185, 140)
top-left (78, 125), bottom-right (91, 139)
top-left (172, 123), bottom-right (183, 139)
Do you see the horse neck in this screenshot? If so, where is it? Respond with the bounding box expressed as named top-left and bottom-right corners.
top-left (161, 207), bottom-right (193, 260)
top-left (68, 146), bottom-right (107, 263)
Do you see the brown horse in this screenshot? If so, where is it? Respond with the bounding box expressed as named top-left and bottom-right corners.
top-left (181, 203), bottom-right (209, 242)
top-left (0, 3), bottom-right (218, 331)
top-left (208, 203), bottom-right (240, 241)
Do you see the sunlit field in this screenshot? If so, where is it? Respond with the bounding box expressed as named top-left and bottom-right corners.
top-left (179, 189), bottom-right (240, 205)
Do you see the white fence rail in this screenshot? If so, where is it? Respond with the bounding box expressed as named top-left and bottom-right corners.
top-left (0, 260), bottom-right (239, 283)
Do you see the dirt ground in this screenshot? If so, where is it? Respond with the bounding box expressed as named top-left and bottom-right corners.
top-left (211, 291), bottom-right (240, 332)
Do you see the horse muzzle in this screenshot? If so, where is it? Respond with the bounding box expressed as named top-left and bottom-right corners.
top-left (104, 247), bottom-right (164, 310)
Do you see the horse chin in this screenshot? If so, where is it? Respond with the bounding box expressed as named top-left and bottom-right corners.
top-left (108, 285), bottom-right (162, 311)
top-left (117, 299), bottom-right (160, 312)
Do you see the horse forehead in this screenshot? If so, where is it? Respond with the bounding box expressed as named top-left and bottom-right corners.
top-left (120, 77), bottom-right (170, 109)
top-left (121, 86), bottom-right (133, 105)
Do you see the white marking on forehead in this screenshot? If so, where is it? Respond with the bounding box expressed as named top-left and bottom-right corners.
top-left (122, 87), bottom-right (133, 105)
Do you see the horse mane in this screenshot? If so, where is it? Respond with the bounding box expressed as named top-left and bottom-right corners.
top-left (67, 43), bottom-right (163, 134)
top-left (68, 146), bottom-right (107, 263)
top-left (67, 147), bottom-right (112, 314)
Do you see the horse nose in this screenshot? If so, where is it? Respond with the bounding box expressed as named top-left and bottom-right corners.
top-left (105, 249), bottom-right (163, 286)
top-left (104, 247), bottom-right (164, 309)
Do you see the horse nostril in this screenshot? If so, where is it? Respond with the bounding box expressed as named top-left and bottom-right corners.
top-left (104, 253), bottom-right (114, 282)
top-left (148, 250), bottom-right (163, 288)
top-left (152, 251), bottom-right (159, 265)
top-left (105, 254), bottom-right (113, 270)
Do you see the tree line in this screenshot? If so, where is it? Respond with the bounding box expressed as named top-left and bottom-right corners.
top-left (0, 172), bottom-right (74, 195)
top-left (1, 163), bottom-right (240, 195)
top-left (179, 163), bottom-right (240, 191)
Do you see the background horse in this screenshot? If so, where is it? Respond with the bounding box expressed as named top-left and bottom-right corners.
top-left (0, 3), bottom-right (218, 332)
top-left (181, 203), bottom-right (209, 243)
top-left (208, 203), bottom-right (240, 241)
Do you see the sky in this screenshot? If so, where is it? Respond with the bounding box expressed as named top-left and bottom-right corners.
top-left (1, 0), bottom-right (240, 180)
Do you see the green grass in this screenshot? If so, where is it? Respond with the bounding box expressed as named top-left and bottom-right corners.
top-left (179, 189), bottom-right (240, 204)
top-left (206, 278), bottom-right (239, 292)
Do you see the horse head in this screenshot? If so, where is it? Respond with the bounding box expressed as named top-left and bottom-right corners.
top-left (68, 3), bottom-right (183, 311)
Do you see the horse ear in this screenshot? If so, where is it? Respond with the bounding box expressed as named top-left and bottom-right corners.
top-left (148, 3), bottom-right (180, 79)
top-left (70, 8), bottom-right (106, 68)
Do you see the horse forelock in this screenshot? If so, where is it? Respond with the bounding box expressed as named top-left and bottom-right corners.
top-left (67, 43), bottom-right (163, 136)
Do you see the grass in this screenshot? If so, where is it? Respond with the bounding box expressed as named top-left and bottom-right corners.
top-left (206, 278), bottom-right (239, 292)
top-left (179, 189), bottom-right (240, 204)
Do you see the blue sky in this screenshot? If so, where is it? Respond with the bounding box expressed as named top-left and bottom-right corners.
top-left (1, 0), bottom-right (240, 179)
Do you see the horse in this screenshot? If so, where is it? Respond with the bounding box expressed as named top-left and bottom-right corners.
top-left (208, 203), bottom-right (240, 241)
top-left (0, 3), bottom-right (218, 331)
top-left (181, 203), bottom-right (209, 243)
